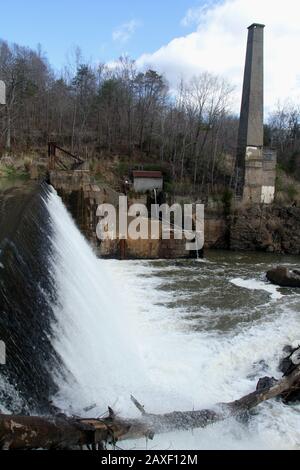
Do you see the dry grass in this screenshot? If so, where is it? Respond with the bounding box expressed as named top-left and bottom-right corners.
top-left (275, 169), bottom-right (300, 204)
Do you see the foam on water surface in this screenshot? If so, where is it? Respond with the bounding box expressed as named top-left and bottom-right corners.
top-left (231, 277), bottom-right (283, 300)
top-left (44, 189), bottom-right (300, 449)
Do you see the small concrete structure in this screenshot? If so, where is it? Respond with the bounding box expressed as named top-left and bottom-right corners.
top-left (133, 171), bottom-right (163, 193)
top-left (236, 24), bottom-right (276, 205)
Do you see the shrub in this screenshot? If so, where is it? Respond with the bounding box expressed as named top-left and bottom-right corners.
top-left (221, 189), bottom-right (233, 215)
top-left (286, 184), bottom-right (298, 202)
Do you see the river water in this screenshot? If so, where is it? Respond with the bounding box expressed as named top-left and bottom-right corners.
top-left (99, 255), bottom-right (300, 450)
top-left (0, 183), bottom-right (300, 449)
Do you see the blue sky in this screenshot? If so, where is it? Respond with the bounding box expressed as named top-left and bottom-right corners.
top-left (1, 0), bottom-right (299, 109)
top-left (0, 0), bottom-right (203, 69)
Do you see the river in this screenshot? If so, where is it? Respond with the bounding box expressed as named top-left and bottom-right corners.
top-left (0, 182), bottom-right (299, 449)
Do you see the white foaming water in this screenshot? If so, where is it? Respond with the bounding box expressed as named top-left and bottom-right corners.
top-left (231, 277), bottom-right (283, 300)
top-left (47, 188), bottom-right (150, 415)
top-left (46, 189), bottom-right (300, 449)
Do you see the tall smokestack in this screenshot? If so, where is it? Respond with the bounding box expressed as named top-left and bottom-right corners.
top-left (237, 23), bottom-right (265, 169)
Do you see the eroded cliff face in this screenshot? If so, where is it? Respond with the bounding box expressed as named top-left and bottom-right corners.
top-left (230, 205), bottom-right (300, 255)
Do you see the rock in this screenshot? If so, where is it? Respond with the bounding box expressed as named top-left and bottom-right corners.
top-left (279, 344), bottom-right (300, 376)
top-left (279, 356), bottom-right (293, 375)
top-left (266, 266), bottom-right (300, 288)
top-left (256, 377), bottom-right (278, 391)
top-left (282, 344), bottom-right (293, 355)
top-left (291, 349), bottom-right (300, 367)
top-left (291, 340), bottom-right (300, 349)
top-left (278, 344), bottom-right (300, 402)
top-left (230, 205), bottom-right (300, 255)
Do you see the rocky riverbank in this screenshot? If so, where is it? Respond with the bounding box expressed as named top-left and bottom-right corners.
top-left (229, 205), bottom-right (300, 255)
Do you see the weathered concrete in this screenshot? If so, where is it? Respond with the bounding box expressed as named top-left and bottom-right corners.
top-left (262, 149), bottom-right (277, 203)
top-left (240, 147), bottom-right (277, 205)
top-left (237, 24), bottom-right (265, 163)
top-left (204, 214), bottom-right (227, 249)
top-left (50, 170), bottom-right (112, 254)
top-left (236, 24), bottom-right (276, 205)
top-left (49, 170), bottom-right (300, 258)
top-left (132, 171), bottom-right (163, 193)
top-left (242, 146), bottom-right (264, 203)
top-left (49, 171), bottom-right (197, 260)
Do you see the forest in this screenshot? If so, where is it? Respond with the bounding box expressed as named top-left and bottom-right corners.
top-left (0, 39), bottom-right (300, 195)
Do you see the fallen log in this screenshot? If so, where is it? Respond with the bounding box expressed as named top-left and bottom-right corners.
top-left (0, 364), bottom-right (299, 450)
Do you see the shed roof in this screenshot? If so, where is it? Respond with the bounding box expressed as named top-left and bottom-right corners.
top-left (133, 171), bottom-right (163, 179)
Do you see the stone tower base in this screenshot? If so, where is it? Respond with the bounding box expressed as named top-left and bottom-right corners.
top-left (242, 146), bottom-right (276, 205)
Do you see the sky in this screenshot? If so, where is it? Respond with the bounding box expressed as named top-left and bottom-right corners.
top-left (1, 0), bottom-right (300, 111)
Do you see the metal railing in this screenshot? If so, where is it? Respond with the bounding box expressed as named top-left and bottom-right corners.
top-left (48, 142), bottom-right (84, 171)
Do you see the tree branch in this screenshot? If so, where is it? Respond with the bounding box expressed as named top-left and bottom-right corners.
top-left (0, 365), bottom-right (299, 450)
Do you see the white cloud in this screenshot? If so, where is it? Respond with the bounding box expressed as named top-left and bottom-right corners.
top-left (113, 20), bottom-right (140, 44)
top-left (137, 0), bottom-right (300, 113)
top-left (181, 2), bottom-right (216, 27)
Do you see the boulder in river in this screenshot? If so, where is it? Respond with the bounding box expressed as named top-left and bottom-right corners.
top-left (266, 266), bottom-right (300, 288)
top-left (278, 341), bottom-right (300, 402)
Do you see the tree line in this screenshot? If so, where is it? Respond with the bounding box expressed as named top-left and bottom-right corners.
top-left (0, 39), bottom-right (299, 193)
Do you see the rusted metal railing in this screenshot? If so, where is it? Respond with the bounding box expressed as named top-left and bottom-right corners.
top-left (48, 142), bottom-right (84, 171)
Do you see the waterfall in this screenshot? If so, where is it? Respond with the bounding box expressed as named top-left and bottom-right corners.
top-left (0, 184), bottom-right (146, 415)
top-left (1, 184), bottom-right (299, 449)
top-left (44, 187), bottom-right (147, 415)
top-left (0, 183), bottom-right (60, 413)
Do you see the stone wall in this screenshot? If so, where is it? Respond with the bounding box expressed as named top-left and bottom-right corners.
top-left (204, 214), bottom-right (227, 249)
top-left (50, 171), bottom-right (195, 260)
top-left (49, 170), bottom-right (300, 258)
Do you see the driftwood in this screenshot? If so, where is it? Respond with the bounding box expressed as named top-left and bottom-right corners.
top-left (0, 365), bottom-right (299, 450)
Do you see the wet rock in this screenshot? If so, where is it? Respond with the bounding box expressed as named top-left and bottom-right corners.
top-left (266, 266), bottom-right (300, 288)
top-left (256, 377), bottom-right (278, 391)
top-left (279, 356), bottom-right (293, 376)
top-left (283, 345), bottom-right (293, 355)
top-left (279, 342), bottom-right (300, 376)
top-left (278, 343), bottom-right (300, 402)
